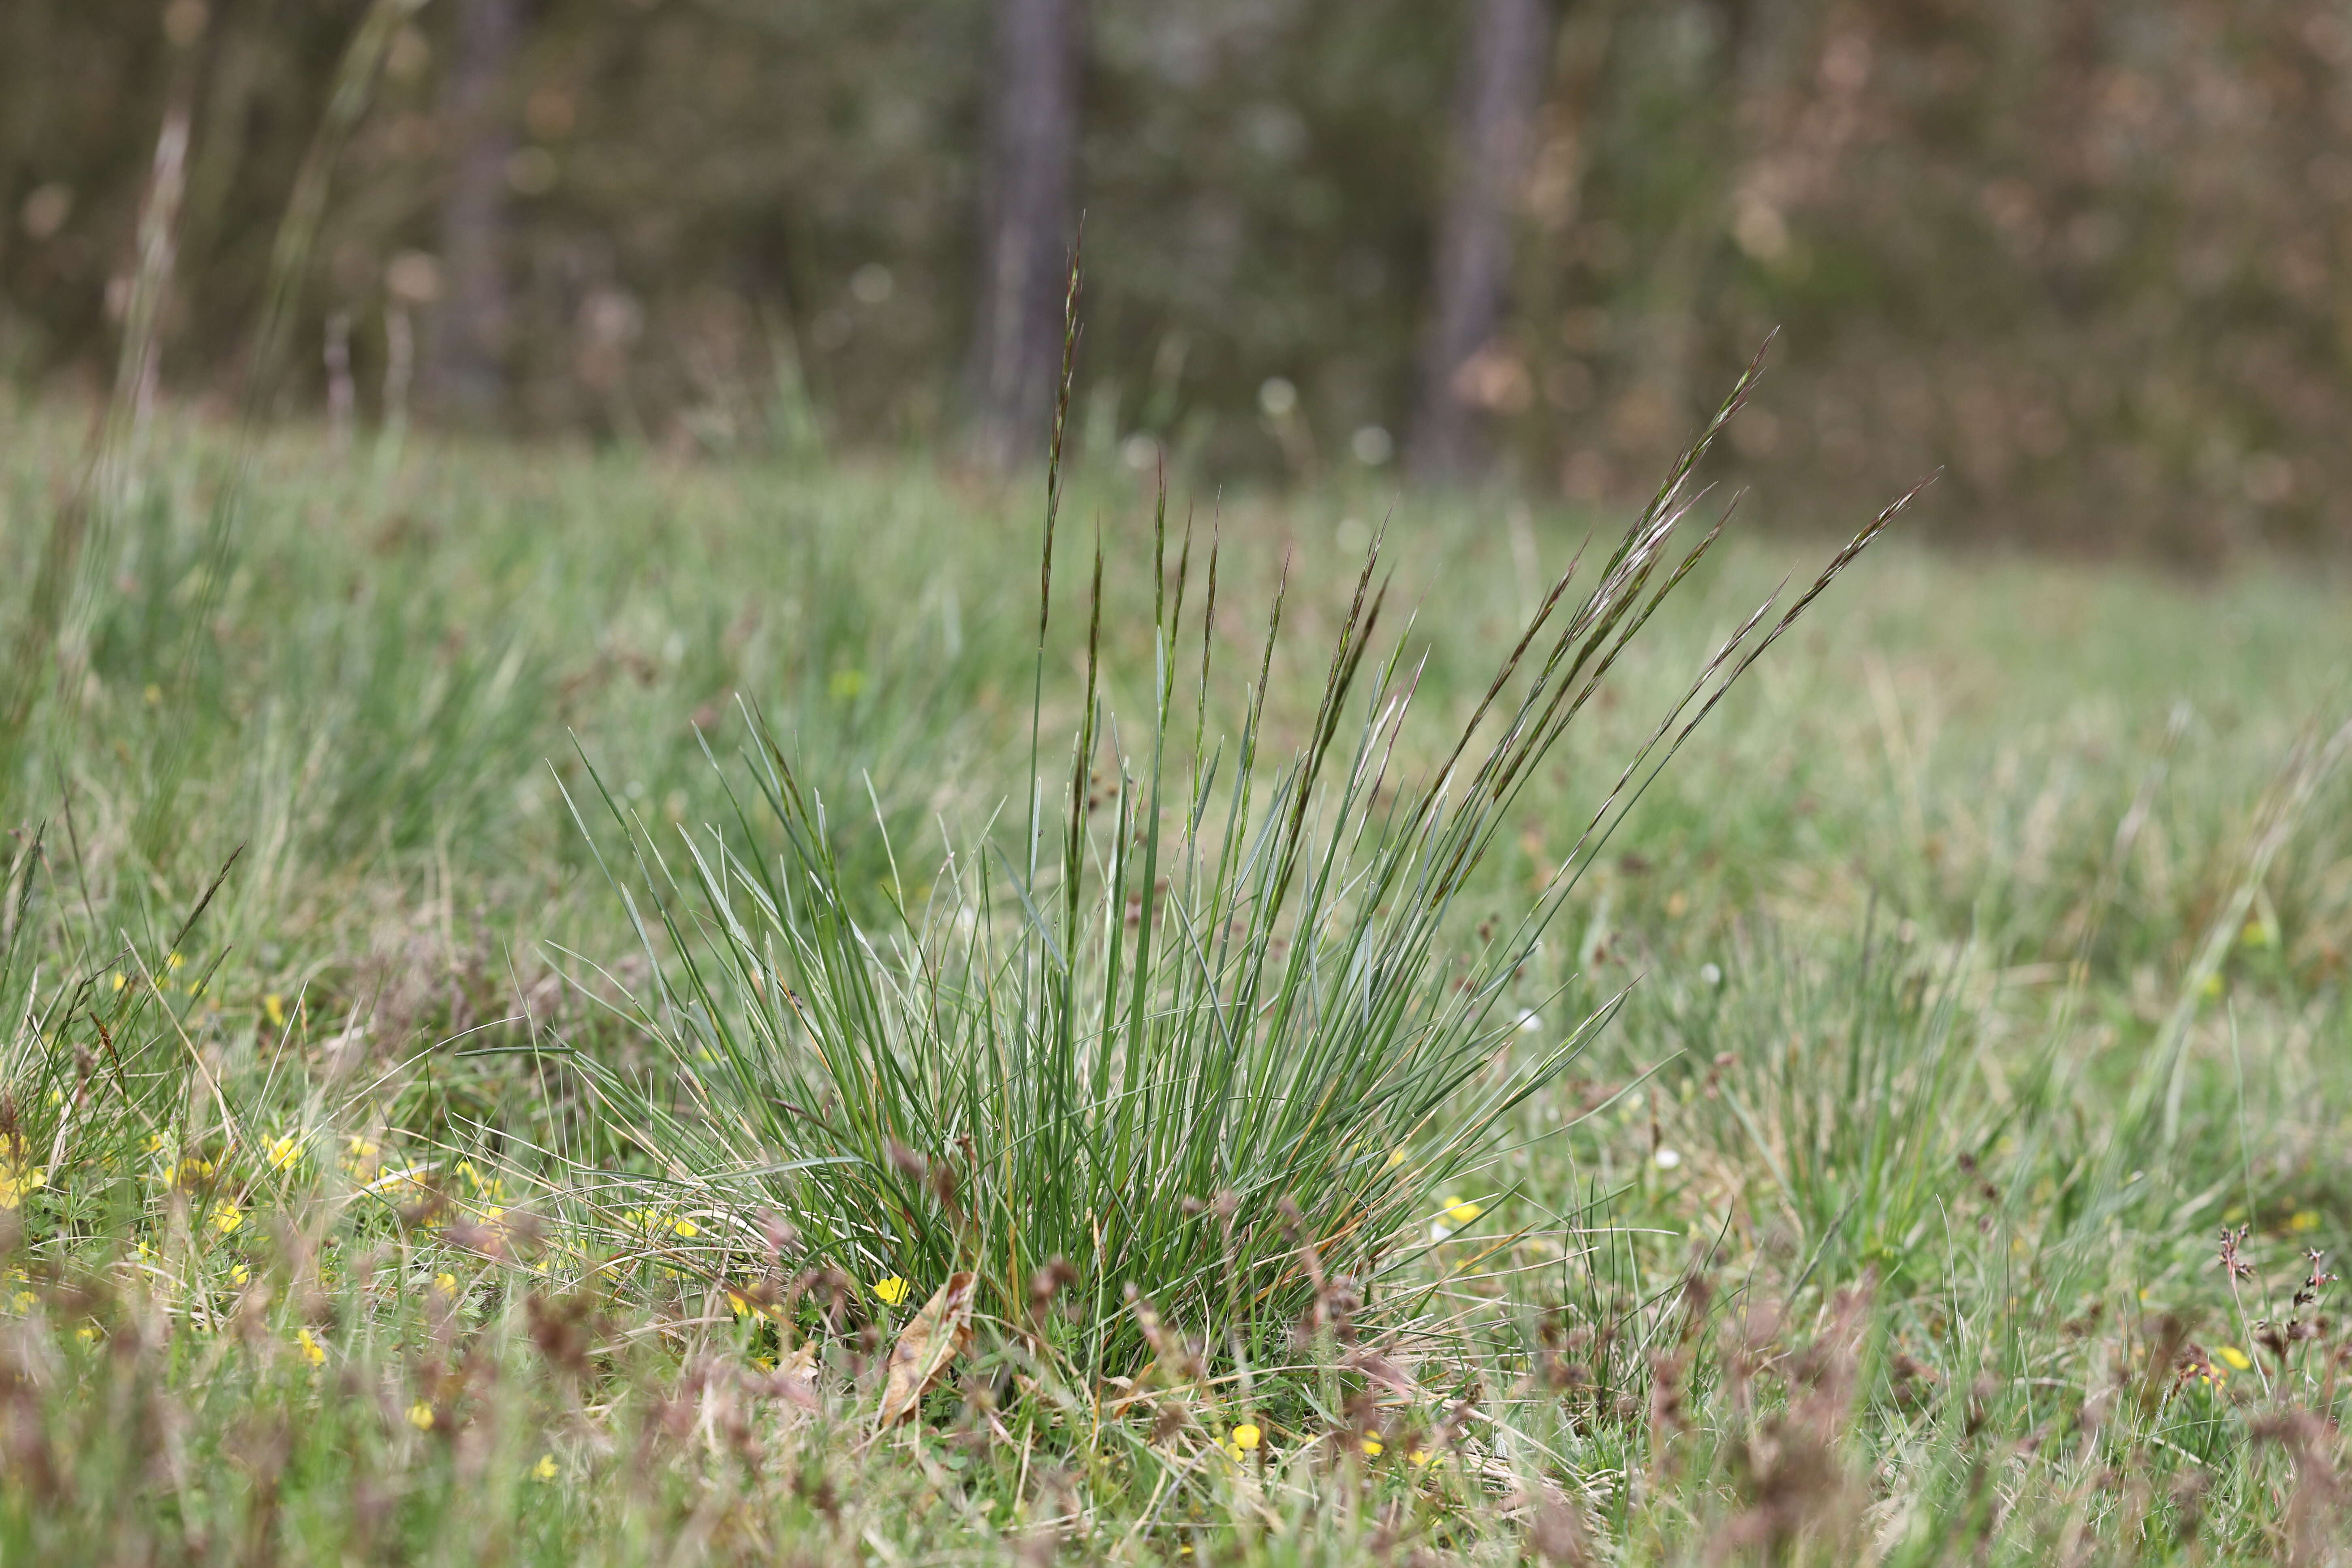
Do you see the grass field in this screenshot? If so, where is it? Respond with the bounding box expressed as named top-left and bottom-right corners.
top-left (4, 390), bottom-right (2352, 1564)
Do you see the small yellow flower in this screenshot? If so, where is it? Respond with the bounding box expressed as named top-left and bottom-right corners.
top-left (1386, 1146), bottom-right (1408, 1169)
top-left (229, 1264), bottom-right (250, 1287)
top-left (75, 1325), bottom-right (98, 1344)
top-left (1441, 1197), bottom-right (1483, 1227)
top-left (726, 1285), bottom-right (781, 1322)
top-left (211, 1203), bottom-right (244, 1235)
top-left (532, 1453), bottom-right (558, 1481)
top-left (154, 1155), bottom-right (216, 1190)
top-left (2291, 1211), bottom-right (2321, 1233)
top-left (1408, 1447), bottom-right (1436, 1467)
top-left (166, 952), bottom-right (185, 972)
top-left (407, 1402), bottom-right (436, 1431)
top-left (1359, 1436), bottom-right (1384, 1457)
top-left (2201, 972), bottom-right (2224, 1000)
top-left (622, 1209), bottom-right (696, 1239)
top-left (1231, 1422), bottom-right (1261, 1451)
top-left (0, 1159), bottom-right (45, 1211)
top-left (266, 1134), bottom-right (304, 1171)
top-left (297, 1327), bottom-right (326, 1367)
top-left (433, 1271), bottom-right (457, 1295)
top-left (2217, 1345), bottom-right (2253, 1371)
top-left (263, 993), bottom-right (286, 1028)
top-left (111, 972), bottom-right (127, 992)
top-left (10, 1291), bottom-right (33, 1313)
top-left (873, 1275), bottom-right (910, 1306)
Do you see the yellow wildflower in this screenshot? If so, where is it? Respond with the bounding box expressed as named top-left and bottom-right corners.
top-left (2217, 1345), bottom-right (2253, 1371)
top-left (1408, 1447), bottom-right (1436, 1467)
top-left (726, 1285), bottom-right (781, 1322)
top-left (264, 993), bottom-right (286, 1028)
top-left (873, 1275), bottom-right (911, 1306)
top-left (166, 951), bottom-right (185, 972)
top-left (1442, 1197), bottom-right (1483, 1226)
top-left (297, 1327), bottom-right (326, 1367)
top-left (341, 1137), bottom-right (382, 1180)
top-left (266, 1134), bottom-right (305, 1171)
top-left (407, 1401), bottom-right (436, 1431)
top-left (1359, 1436), bottom-right (1384, 1457)
top-left (230, 1264), bottom-right (250, 1287)
top-left (1230, 1423), bottom-right (1261, 1455)
top-left (211, 1203), bottom-right (244, 1235)
top-left (532, 1454), bottom-right (558, 1481)
top-left (0, 1156), bottom-right (45, 1211)
top-left (433, 1271), bottom-right (457, 1295)
top-left (154, 1155), bottom-right (215, 1190)
top-left (622, 1208), bottom-right (697, 1239)
top-left (2291, 1211), bottom-right (2321, 1233)
top-left (451, 1163), bottom-right (511, 1204)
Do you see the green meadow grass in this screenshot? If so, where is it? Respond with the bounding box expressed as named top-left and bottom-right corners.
top-left (3, 391), bottom-right (2352, 1564)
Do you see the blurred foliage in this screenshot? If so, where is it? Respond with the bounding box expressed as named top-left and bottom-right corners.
top-left (6, 0), bottom-right (2352, 555)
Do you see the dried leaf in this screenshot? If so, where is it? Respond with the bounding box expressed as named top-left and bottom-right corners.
top-left (875, 1271), bottom-right (975, 1427)
top-left (767, 1342), bottom-right (820, 1410)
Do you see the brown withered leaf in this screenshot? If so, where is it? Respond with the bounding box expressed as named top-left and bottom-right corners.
top-left (765, 1342), bottom-right (820, 1410)
top-left (875, 1272), bottom-right (975, 1427)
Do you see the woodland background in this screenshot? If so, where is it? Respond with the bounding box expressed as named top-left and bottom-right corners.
top-left (6, 0), bottom-right (2352, 557)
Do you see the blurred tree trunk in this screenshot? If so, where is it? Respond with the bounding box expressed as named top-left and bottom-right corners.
top-left (429, 0), bottom-right (521, 422)
top-left (1407, 0), bottom-right (1554, 483)
top-left (965, 0), bottom-right (1081, 470)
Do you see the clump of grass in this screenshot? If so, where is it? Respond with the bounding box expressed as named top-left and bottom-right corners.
top-left (558, 313), bottom-right (1920, 1389)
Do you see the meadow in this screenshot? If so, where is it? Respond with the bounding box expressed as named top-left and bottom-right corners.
top-left (3, 385), bottom-right (2352, 1564)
